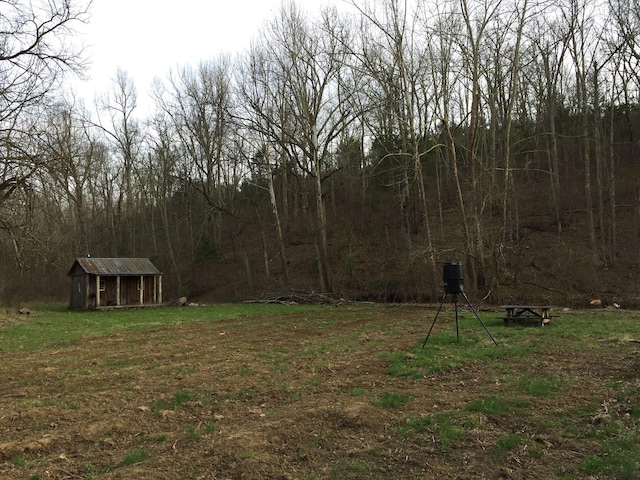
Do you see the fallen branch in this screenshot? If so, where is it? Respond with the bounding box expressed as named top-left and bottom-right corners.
top-left (244, 290), bottom-right (345, 306)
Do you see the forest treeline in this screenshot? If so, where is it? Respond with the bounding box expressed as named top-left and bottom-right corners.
top-left (1, 0), bottom-right (640, 305)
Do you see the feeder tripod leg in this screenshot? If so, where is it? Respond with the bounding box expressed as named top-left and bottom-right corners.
top-left (461, 291), bottom-right (499, 347)
top-left (454, 295), bottom-right (460, 341)
top-left (422, 292), bottom-right (448, 349)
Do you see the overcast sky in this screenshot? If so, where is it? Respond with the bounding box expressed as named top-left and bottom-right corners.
top-left (72, 0), bottom-right (346, 114)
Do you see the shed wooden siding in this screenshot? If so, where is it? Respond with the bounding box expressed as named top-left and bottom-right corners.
top-left (68, 258), bottom-right (162, 310)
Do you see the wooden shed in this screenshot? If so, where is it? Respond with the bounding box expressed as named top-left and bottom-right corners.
top-left (68, 258), bottom-right (163, 310)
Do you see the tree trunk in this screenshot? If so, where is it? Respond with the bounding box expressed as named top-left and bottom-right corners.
top-left (607, 100), bottom-right (617, 265)
top-left (266, 150), bottom-right (289, 283)
top-left (314, 145), bottom-right (332, 293)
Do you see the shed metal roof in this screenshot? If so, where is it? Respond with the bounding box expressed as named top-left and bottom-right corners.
top-left (69, 258), bottom-right (161, 276)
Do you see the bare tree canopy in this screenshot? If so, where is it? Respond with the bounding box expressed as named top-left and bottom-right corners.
top-left (0, 0), bottom-right (90, 203)
top-left (0, 0), bottom-right (90, 121)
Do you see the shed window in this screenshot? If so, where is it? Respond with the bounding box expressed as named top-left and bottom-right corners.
top-left (99, 279), bottom-right (105, 292)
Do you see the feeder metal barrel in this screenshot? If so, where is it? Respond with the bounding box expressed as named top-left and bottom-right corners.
top-left (443, 262), bottom-right (463, 293)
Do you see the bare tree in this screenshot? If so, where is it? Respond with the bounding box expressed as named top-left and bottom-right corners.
top-left (0, 0), bottom-right (89, 204)
top-left (94, 68), bottom-right (143, 254)
top-left (564, 0), bottom-right (602, 265)
top-left (607, 0), bottom-right (640, 265)
top-left (608, 0), bottom-right (640, 85)
top-left (427, 6), bottom-right (471, 252)
top-left (528, 16), bottom-right (571, 234)
top-left (39, 99), bottom-right (96, 254)
top-left (146, 112), bottom-right (183, 292)
top-left (237, 41), bottom-right (296, 285)
top-left (352, 0), bottom-right (440, 297)
top-left (155, 57), bottom-right (236, 250)
top-left (249, 3), bottom-right (357, 293)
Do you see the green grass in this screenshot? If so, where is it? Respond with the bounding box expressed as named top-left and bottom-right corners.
top-left (373, 391), bottom-right (411, 408)
top-left (582, 437), bottom-right (639, 479)
top-left (398, 410), bottom-right (468, 450)
top-left (580, 411), bottom-right (640, 479)
top-left (0, 303), bottom-right (324, 352)
top-left (152, 390), bottom-right (191, 411)
top-left (495, 432), bottom-right (525, 456)
top-left (185, 425), bottom-right (200, 441)
top-left (202, 422), bottom-right (218, 434)
top-left (10, 454), bottom-right (27, 467)
top-left (386, 321), bottom-right (535, 380)
top-left (515, 374), bottom-right (562, 397)
top-left (185, 422), bottom-right (218, 441)
top-left (399, 414), bottom-right (433, 437)
top-left (433, 412), bottom-right (466, 449)
top-left (122, 448), bottom-right (149, 466)
top-left (226, 387), bottom-right (259, 402)
top-left (615, 383), bottom-right (640, 418)
top-left (330, 459), bottom-right (370, 479)
top-left (349, 387), bottom-right (367, 397)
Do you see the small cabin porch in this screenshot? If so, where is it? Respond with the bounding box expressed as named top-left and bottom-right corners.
top-left (68, 258), bottom-right (163, 310)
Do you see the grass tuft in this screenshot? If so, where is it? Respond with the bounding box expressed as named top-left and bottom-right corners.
top-left (122, 449), bottom-right (149, 466)
top-left (399, 414), bottom-right (433, 437)
top-left (495, 433), bottom-right (525, 456)
top-left (516, 375), bottom-right (562, 398)
top-left (153, 390), bottom-right (191, 411)
top-left (373, 391), bottom-right (411, 408)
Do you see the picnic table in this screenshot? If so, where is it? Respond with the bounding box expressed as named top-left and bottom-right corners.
top-left (500, 305), bottom-right (555, 326)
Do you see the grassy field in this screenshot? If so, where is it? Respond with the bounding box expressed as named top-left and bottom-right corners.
top-left (0, 302), bottom-right (639, 479)
top-left (0, 303), bottom-right (322, 352)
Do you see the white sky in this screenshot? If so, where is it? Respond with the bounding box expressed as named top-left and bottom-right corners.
top-left (71, 0), bottom-right (346, 115)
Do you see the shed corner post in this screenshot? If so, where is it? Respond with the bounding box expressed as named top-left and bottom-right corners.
top-left (153, 276), bottom-right (157, 304)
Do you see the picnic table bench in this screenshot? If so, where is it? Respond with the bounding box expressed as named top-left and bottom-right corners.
top-left (499, 305), bottom-right (556, 326)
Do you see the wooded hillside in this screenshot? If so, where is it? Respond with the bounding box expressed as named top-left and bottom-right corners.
top-left (1, 0), bottom-right (640, 307)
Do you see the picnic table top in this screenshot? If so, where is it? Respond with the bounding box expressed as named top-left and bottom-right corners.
top-left (500, 305), bottom-right (552, 309)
